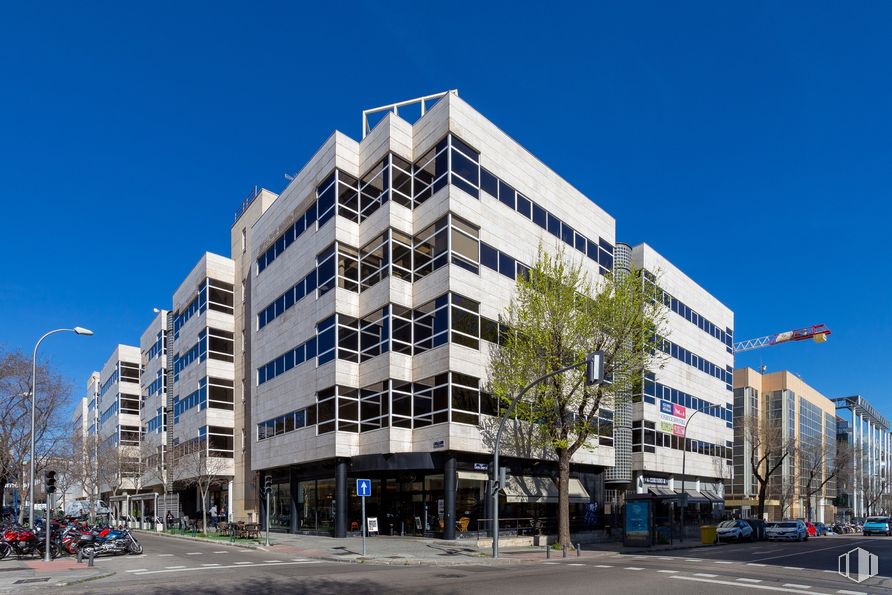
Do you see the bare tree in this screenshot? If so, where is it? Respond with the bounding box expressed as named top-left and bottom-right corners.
top-left (179, 452), bottom-right (232, 534)
top-left (862, 474), bottom-right (888, 516)
top-left (0, 349), bottom-right (70, 524)
top-left (799, 438), bottom-right (850, 521)
top-left (744, 413), bottom-right (795, 519)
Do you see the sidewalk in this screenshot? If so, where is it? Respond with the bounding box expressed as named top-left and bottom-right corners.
top-left (142, 528), bottom-right (724, 566)
top-left (0, 556), bottom-right (113, 591)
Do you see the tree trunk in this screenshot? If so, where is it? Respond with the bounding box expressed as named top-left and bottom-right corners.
top-left (756, 481), bottom-right (768, 519)
top-left (557, 448), bottom-right (571, 547)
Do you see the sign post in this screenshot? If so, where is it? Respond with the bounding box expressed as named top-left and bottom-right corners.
top-left (356, 479), bottom-right (371, 556)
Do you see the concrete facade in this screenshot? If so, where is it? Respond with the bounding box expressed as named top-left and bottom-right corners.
top-left (139, 310), bottom-right (169, 493)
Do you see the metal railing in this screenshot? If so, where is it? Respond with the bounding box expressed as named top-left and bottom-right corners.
top-left (234, 185), bottom-right (262, 222)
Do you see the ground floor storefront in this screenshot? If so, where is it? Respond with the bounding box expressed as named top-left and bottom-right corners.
top-left (257, 451), bottom-right (608, 539)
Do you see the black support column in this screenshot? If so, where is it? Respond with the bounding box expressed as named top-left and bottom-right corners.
top-left (335, 460), bottom-right (347, 538)
top-left (443, 454), bottom-right (456, 540)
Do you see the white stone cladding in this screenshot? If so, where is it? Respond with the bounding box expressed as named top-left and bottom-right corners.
top-left (248, 93), bottom-right (617, 474)
top-left (97, 344), bottom-right (141, 494)
top-left (630, 243), bottom-right (734, 493)
top-left (169, 253), bottom-right (236, 481)
top-left (139, 310), bottom-right (168, 490)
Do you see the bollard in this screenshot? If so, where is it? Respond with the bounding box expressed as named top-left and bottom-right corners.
top-left (576, 543), bottom-right (581, 557)
top-left (77, 549), bottom-right (83, 564)
top-left (562, 545), bottom-right (568, 558)
top-left (546, 545), bottom-right (551, 559)
top-left (88, 550), bottom-right (95, 567)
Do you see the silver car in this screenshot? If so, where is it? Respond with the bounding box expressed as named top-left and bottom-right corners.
top-left (766, 520), bottom-right (808, 541)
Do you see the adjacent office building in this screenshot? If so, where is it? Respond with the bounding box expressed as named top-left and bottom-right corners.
top-left (139, 310), bottom-right (169, 497)
top-left (96, 345), bottom-right (142, 510)
top-left (728, 368), bottom-right (837, 522)
top-left (627, 244), bottom-right (734, 518)
top-left (168, 253), bottom-right (237, 516)
top-left (834, 396), bottom-right (891, 519)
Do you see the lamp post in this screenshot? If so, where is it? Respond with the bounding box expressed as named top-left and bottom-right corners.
top-left (491, 352), bottom-right (605, 558)
top-left (679, 404), bottom-right (721, 542)
top-left (29, 326), bottom-right (93, 559)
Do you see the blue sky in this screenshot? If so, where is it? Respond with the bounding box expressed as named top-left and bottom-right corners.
top-left (1, 2), bottom-right (890, 411)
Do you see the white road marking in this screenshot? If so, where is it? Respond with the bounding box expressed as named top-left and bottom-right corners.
top-left (738, 578), bottom-right (763, 583)
top-left (235, 561), bottom-right (252, 565)
top-left (752, 539), bottom-right (871, 563)
top-left (131, 561), bottom-right (322, 576)
top-left (657, 569), bottom-right (678, 574)
top-left (158, 554), bottom-right (174, 557)
top-left (748, 563), bottom-right (767, 567)
top-left (837, 590), bottom-right (867, 595)
top-left (671, 575), bottom-right (829, 592)
top-left (625, 567), bottom-right (644, 570)
top-left (568, 563), bottom-right (584, 566)
top-left (125, 569), bottom-right (147, 573)
top-left (782, 566), bottom-right (803, 570)
top-left (213, 551), bottom-right (228, 554)
top-left (751, 549), bottom-right (781, 554)
top-left (292, 558), bottom-right (310, 562)
top-left (264, 559), bottom-right (280, 563)
top-left (823, 570), bottom-right (837, 573)
top-left (594, 564), bottom-right (613, 568)
top-left (694, 573), bottom-right (718, 578)
top-left (165, 565), bottom-right (186, 569)
top-left (201, 563), bottom-right (221, 567)
top-left (656, 556), bottom-right (676, 560)
top-left (543, 562), bottom-right (558, 565)
top-left (783, 585), bottom-right (810, 590)
top-left (185, 552), bottom-right (202, 555)
top-left (685, 559), bottom-right (700, 562)
top-left (714, 560), bottom-right (734, 564)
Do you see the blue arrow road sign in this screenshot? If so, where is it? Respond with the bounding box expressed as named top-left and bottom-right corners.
top-left (356, 479), bottom-right (371, 497)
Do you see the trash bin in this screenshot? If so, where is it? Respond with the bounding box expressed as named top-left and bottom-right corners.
top-left (700, 525), bottom-right (717, 544)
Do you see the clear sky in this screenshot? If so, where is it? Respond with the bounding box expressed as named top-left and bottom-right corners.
top-left (2, 2), bottom-right (890, 412)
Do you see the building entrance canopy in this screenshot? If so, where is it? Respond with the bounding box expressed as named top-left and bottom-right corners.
top-left (502, 476), bottom-right (590, 504)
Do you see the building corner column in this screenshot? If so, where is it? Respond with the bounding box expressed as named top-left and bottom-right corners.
top-left (335, 460), bottom-right (347, 538)
top-left (443, 454), bottom-right (456, 540)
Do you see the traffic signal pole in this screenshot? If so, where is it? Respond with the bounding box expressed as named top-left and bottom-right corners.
top-left (44, 470), bottom-right (56, 562)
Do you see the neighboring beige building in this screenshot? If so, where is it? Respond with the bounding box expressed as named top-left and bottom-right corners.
top-left (729, 368), bottom-right (837, 522)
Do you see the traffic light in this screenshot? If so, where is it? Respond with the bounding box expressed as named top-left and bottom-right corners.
top-left (45, 470), bottom-right (56, 494)
top-left (264, 475), bottom-right (272, 494)
top-left (585, 351), bottom-right (604, 386)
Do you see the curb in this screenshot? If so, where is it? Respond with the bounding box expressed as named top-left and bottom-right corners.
top-left (313, 555), bottom-right (532, 566)
top-left (55, 571), bottom-right (116, 587)
top-left (133, 530), bottom-right (264, 551)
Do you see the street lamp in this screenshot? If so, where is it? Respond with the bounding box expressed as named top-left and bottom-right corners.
top-left (679, 404), bottom-right (721, 542)
top-left (29, 326), bottom-right (93, 561)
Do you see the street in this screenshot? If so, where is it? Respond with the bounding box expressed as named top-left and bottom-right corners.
top-left (2, 532), bottom-right (891, 594)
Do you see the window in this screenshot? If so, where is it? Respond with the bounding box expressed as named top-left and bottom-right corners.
top-left (360, 232), bottom-right (388, 290)
top-left (413, 138), bottom-right (448, 204)
top-left (450, 215), bottom-right (479, 273)
top-left (207, 328), bottom-right (234, 362)
top-left (414, 217), bottom-right (449, 279)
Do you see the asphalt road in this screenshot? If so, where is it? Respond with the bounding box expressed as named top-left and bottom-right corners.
top-left (6, 532), bottom-right (892, 594)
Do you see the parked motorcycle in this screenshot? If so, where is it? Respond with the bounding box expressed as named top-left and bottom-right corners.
top-left (78, 526), bottom-right (143, 557)
top-left (0, 525), bottom-right (59, 560)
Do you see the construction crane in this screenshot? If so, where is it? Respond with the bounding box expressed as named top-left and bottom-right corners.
top-left (733, 324), bottom-right (831, 354)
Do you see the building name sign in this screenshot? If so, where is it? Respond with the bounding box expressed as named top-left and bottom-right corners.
top-left (642, 476), bottom-right (669, 486)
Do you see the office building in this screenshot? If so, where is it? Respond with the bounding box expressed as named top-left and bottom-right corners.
top-left (834, 396), bottom-right (891, 519)
top-left (627, 243), bottom-right (734, 522)
top-left (729, 368), bottom-right (837, 521)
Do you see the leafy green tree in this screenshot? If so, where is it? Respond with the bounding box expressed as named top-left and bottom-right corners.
top-left (488, 246), bottom-right (666, 547)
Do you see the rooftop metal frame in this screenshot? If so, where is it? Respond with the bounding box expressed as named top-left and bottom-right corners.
top-left (361, 90), bottom-right (458, 139)
top-left (833, 395), bottom-right (889, 430)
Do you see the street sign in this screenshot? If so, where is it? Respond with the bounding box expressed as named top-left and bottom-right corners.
top-left (357, 479), bottom-right (371, 497)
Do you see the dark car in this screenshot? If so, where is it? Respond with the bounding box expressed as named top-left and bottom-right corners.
top-left (742, 518), bottom-right (768, 541)
top-left (813, 522), bottom-right (829, 536)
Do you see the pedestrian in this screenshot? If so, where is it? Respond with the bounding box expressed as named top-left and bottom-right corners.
top-left (219, 505), bottom-right (227, 523)
top-left (209, 503), bottom-right (218, 528)
top-left (166, 510), bottom-right (174, 530)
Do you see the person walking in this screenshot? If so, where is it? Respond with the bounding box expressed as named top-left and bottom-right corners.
top-left (209, 503), bottom-right (218, 529)
top-left (166, 510), bottom-right (174, 530)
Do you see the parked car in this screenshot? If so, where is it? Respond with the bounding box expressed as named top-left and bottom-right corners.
top-left (813, 522), bottom-right (829, 536)
top-left (766, 520), bottom-right (808, 541)
top-left (716, 520), bottom-right (754, 542)
top-left (805, 521), bottom-right (817, 537)
top-left (742, 518), bottom-right (768, 541)
top-left (64, 500), bottom-right (111, 518)
top-left (862, 516), bottom-right (892, 536)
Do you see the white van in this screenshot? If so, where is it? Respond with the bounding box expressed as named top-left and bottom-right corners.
top-left (64, 500), bottom-right (111, 518)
